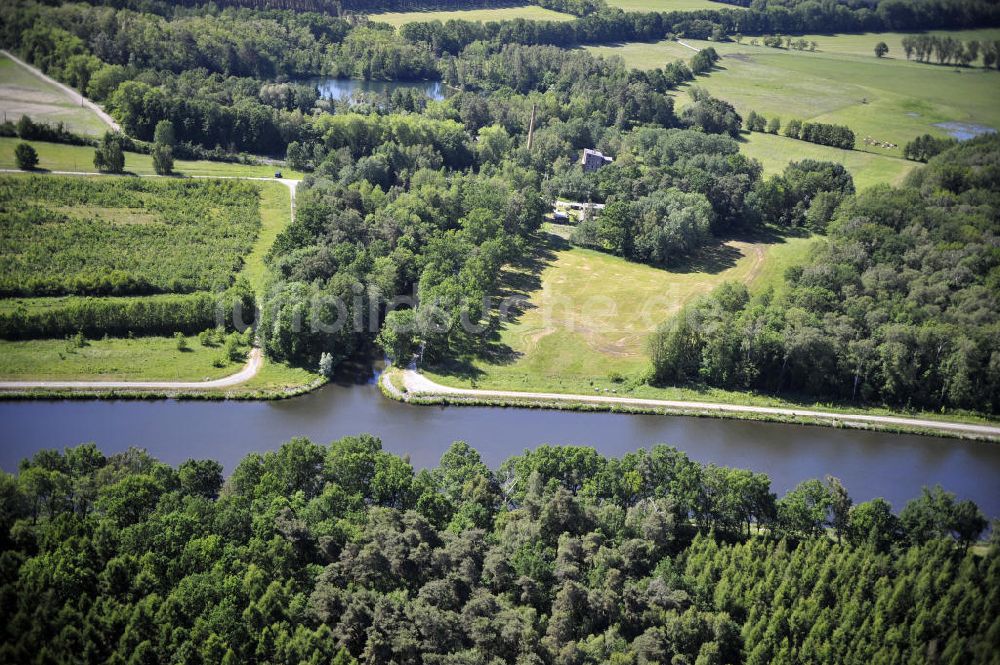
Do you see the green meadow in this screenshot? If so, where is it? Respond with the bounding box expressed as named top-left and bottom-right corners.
top-left (739, 132), bottom-right (918, 190)
top-left (0, 53), bottom-right (109, 137)
top-left (0, 137), bottom-right (305, 179)
top-left (0, 335), bottom-right (244, 381)
top-left (427, 226), bottom-right (816, 392)
top-left (586, 33), bottom-right (1000, 158)
top-left (792, 28), bottom-right (1000, 65)
top-left (369, 4), bottom-right (573, 27)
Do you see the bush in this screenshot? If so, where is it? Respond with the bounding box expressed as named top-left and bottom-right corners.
top-left (174, 332), bottom-right (188, 350)
top-left (14, 143), bottom-right (38, 170)
top-left (151, 144), bottom-right (173, 175)
top-left (93, 132), bottom-right (125, 173)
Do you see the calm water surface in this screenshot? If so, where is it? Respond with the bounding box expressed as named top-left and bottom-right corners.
top-left (2, 379), bottom-right (998, 515)
top-left (306, 77), bottom-right (445, 101)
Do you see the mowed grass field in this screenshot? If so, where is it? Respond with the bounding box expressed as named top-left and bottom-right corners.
top-left (0, 54), bottom-right (109, 137)
top-left (370, 4), bottom-right (573, 27)
top-left (0, 137), bottom-right (305, 179)
top-left (739, 132), bottom-right (917, 190)
top-left (240, 181), bottom-right (291, 295)
top-left (585, 32), bottom-right (1000, 158)
top-left (426, 226), bottom-right (817, 392)
top-left (606, 0), bottom-right (735, 11)
top-left (0, 335), bottom-right (244, 381)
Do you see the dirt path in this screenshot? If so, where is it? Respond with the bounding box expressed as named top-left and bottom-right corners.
top-left (0, 169), bottom-right (301, 392)
top-left (2, 49), bottom-right (121, 133)
top-left (388, 369), bottom-right (1000, 440)
top-left (676, 40), bottom-right (701, 52)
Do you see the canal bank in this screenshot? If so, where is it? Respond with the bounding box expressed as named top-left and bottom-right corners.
top-left (3, 374), bottom-right (999, 517)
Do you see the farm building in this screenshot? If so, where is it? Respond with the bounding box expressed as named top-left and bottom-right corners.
top-left (580, 148), bottom-right (613, 172)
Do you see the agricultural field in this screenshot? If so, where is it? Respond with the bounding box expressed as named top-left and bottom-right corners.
top-left (0, 137), bottom-right (305, 179)
top-left (586, 32), bottom-right (1000, 157)
top-left (0, 175), bottom-right (301, 385)
top-left (0, 53), bottom-right (109, 137)
top-left (605, 0), bottom-right (735, 11)
top-left (739, 132), bottom-right (918, 190)
top-left (0, 175), bottom-right (260, 296)
top-left (426, 226), bottom-right (816, 392)
top-left (369, 4), bottom-right (573, 27)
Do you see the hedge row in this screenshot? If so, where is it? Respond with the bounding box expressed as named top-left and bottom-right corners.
top-left (0, 284), bottom-right (255, 340)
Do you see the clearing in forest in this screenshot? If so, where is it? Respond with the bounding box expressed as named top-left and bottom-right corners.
top-left (425, 224), bottom-right (816, 393)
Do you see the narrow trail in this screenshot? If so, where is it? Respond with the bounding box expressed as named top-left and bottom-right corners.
top-left (676, 40), bottom-right (701, 52)
top-left (385, 369), bottom-right (1000, 440)
top-left (2, 49), bottom-right (122, 133)
top-left (0, 169), bottom-right (301, 392)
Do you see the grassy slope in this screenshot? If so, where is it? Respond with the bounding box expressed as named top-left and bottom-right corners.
top-left (606, 0), bottom-right (735, 11)
top-left (0, 335), bottom-right (245, 381)
top-left (370, 5), bottom-right (573, 27)
top-left (0, 54), bottom-right (108, 137)
top-left (739, 132), bottom-right (917, 190)
top-left (586, 34), bottom-right (1000, 158)
top-left (427, 226), bottom-right (816, 390)
top-left (0, 137), bottom-right (305, 179)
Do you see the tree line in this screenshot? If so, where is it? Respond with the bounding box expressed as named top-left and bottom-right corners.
top-left (901, 34), bottom-right (1000, 68)
top-left (398, 0), bottom-right (1000, 55)
top-left (0, 438), bottom-right (993, 664)
top-left (648, 135), bottom-right (1000, 414)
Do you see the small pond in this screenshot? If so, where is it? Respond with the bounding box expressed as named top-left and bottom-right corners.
top-left (932, 121), bottom-right (997, 140)
top-left (305, 77), bottom-right (445, 102)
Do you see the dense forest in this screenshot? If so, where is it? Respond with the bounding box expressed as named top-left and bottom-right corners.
top-left (0, 439), bottom-right (994, 664)
top-left (649, 135), bottom-right (1000, 414)
top-left (4, 0), bottom-right (1000, 156)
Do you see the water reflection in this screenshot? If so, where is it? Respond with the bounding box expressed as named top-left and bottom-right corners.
top-left (304, 77), bottom-right (445, 102)
top-left (1, 380), bottom-right (998, 516)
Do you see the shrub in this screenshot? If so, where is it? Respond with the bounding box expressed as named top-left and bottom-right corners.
top-left (14, 143), bottom-right (38, 170)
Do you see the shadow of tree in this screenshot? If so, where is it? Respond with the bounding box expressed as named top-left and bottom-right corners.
top-left (426, 229), bottom-right (565, 375)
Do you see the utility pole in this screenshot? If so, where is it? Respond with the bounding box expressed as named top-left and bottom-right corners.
top-left (526, 103), bottom-right (536, 152)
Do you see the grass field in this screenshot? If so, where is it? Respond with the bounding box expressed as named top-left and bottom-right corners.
top-left (739, 132), bottom-right (918, 190)
top-left (792, 29), bottom-right (1000, 66)
top-left (427, 226), bottom-right (816, 391)
top-left (605, 0), bottom-right (734, 11)
top-left (240, 181), bottom-right (291, 295)
top-left (369, 4), bottom-right (573, 27)
top-left (0, 137), bottom-right (305, 179)
top-left (0, 335), bottom-right (246, 381)
top-left (586, 33), bottom-right (1000, 157)
top-left (0, 54), bottom-right (109, 137)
